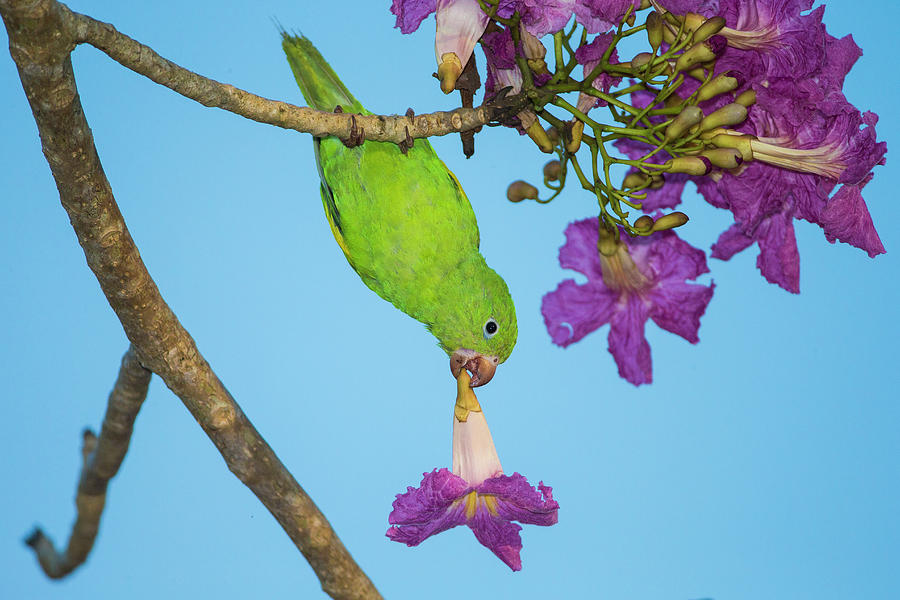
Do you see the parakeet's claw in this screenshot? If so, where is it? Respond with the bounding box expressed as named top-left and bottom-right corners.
top-left (342, 114), bottom-right (366, 148)
top-left (398, 125), bottom-right (414, 155)
top-left (450, 348), bottom-right (499, 387)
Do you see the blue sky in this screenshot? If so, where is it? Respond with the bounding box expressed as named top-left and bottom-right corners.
top-left (1, 1), bottom-right (897, 599)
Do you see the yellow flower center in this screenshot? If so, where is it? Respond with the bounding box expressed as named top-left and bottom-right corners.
top-left (599, 242), bottom-right (650, 293)
top-left (463, 490), bottom-right (500, 519)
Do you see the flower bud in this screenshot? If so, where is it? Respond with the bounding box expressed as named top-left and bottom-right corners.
top-left (682, 12), bottom-right (706, 32)
top-left (521, 26), bottom-right (549, 75)
top-left (735, 89), bottom-right (756, 107)
top-left (623, 172), bottom-right (650, 188)
top-left (543, 160), bottom-right (562, 181)
top-left (651, 211), bottom-right (689, 232)
top-left (437, 52), bottom-right (463, 94)
top-left (507, 180), bottom-right (539, 202)
top-left (545, 126), bottom-right (560, 145)
top-left (674, 35), bottom-right (726, 72)
top-left (699, 103), bottom-right (748, 131)
top-left (696, 73), bottom-right (741, 102)
top-left (692, 16), bottom-right (726, 42)
top-left (665, 106), bottom-right (704, 141)
top-left (663, 156), bottom-right (712, 175)
top-left (566, 119), bottom-right (585, 154)
top-left (631, 52), bottom-right (654, 69)
top-left (646, 11), bottom-right (663, 52)
top-left (633, 215), bottom-right (654, 232)
top-left (649, 172), bottom-right (665, 189)
top-left (524, 119), bottom-right (554, 153)
top-left (701, 148), bottom-right (743, 169)
top-left (708, 133), bottom-right (754, 161)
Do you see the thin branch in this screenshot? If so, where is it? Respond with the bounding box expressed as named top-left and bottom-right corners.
top-left (57, 2), bottom-right (492, 145)
top-left (25, 346), bottom-right (151, 578)
top-left (1, 1), bottom-right (381, 598)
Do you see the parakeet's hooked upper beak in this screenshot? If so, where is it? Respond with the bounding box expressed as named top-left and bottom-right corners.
top-left (450, 348), bottom-right (499, 387)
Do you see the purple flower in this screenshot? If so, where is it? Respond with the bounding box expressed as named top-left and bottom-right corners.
top-left (714, 0), bottom-right (827, 81)
top-left (387, 381), bottom-right (558, 570)
top-left (542, 218), bottom-right (714, 386)
top-left (574, 33), bottom-right (621, 110)
top-left (500, 0), bottom-right (574, 38)
top-left (390, 0), bottom-right (438, 34)
top-left (392, 0), bottom-right (492, 93)
top-left (574, 0), bottom-right (642, 34)
top-left (701, 77), bottom-right (887, 290)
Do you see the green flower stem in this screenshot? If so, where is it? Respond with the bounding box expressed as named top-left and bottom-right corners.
top-left (553, 31), bottom-right (564, 79)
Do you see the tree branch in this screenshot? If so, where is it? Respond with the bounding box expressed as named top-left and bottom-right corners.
top-left (56, 1), bottom-right (493, 145)
top-left (25, 346), bottom-right (151, 578)
top-left (2, 1), bottom-right (381, 598)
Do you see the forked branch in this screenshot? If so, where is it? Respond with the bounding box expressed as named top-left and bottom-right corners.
top-left (2, 0), bottom-right (381, 598)
top-left (26, 346), bottom-right (151, 578)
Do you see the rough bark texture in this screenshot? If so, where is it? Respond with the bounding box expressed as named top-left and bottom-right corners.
top-left (2, 1), bottom-right (381, 598)
top-left (26, 346), bottom-right (151, 578)
top-left (61, 2), bottom-right (492, 145)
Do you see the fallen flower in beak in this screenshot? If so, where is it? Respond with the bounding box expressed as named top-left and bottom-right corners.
top-left (386, 371), bottom-right (559, 570)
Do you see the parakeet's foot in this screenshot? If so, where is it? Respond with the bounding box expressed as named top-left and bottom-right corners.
top-left (332, 105), bottom-right (366, 148)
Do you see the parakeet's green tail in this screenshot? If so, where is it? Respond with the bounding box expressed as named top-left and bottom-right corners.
top-left (281, 33), bottom-right (367, 115)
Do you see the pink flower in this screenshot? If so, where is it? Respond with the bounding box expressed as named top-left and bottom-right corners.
top-left (387, 377), bottom-right (558, 570)
top-left (542, 218), bottom-right (714, 386)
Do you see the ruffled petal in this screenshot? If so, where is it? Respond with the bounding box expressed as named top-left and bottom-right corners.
top-left (574, 0), bottom-right (640, 34)
top-left (820, 177), bottom-right (886, 258)
top-left (711, 223), bottom-right (755, 261)
top-left (755, 212), bottom-right (801, 293)
top-left (645, 231), bottom-right (711, 283)
top-left (477, 473), bottom-right (560, 527)
top-left (468, 506), bottom-right (524, 571)
top-left (558, 218), bottom-right (605, 279)
top-left (608, 295), bottom-right (652, 386)
top-left (648, 281), bottom-right (715, 343)
top-left (391, 0), bottom-right (438, 33)
top-left (541, 279), bottom-right (619, 347)
top-left (388, 468), bottom-right (469, 524)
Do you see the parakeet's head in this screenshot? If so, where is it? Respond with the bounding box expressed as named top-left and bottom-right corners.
top-left (428, 256), bottom-right (517, 388)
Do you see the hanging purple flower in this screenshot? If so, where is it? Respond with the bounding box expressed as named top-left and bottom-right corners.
top-left (387, 374), bottom-right (558, 570)
top-left (542, 218), bottom-right (714, 386)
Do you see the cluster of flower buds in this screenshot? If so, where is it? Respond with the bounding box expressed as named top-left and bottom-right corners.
top-left (391, 0), bottom-right (886, 389)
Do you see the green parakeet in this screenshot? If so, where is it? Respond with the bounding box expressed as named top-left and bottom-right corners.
top-left (283, 34), bottom-right (516, 386)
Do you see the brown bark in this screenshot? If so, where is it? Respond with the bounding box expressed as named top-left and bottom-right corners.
top-left (60, 2), bottom-right (492, 145)
top-left (2, 0), bottom-right (380, 598)
top-left (26, 346), bottom-right (151, 578)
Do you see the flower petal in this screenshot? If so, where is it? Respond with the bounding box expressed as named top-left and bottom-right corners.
top-left (819, 177), bottom-right (886, 258)
top-left (388, 468), bottom-right (469, 524)
top-left (558, 218), bottom-right (605, 279)
top-left (711, 223), bottom-right (755, 261)
top-left (477, 473), bottom-right (560, 527)
top-left (755, 212), bottom-right (801, 294)
top-left (645, 231), bottom-right (711, 283)
top-left (648, 281), bottom-right (715, 343)
top-left (541, 279), bottom-right (618, 347)
top-left (391, 0), bottom-right (438, 33)
top-left (608, 295), bottom-right (652, 386)
top-left (468, 506), bottom-right (524, 571)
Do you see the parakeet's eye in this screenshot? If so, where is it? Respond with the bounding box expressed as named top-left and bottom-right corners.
top-left (483, 318), bottom-right (499, 339)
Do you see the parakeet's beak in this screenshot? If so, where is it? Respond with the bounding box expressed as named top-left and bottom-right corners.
top-left (450, 349), bottom-right (499, 387)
